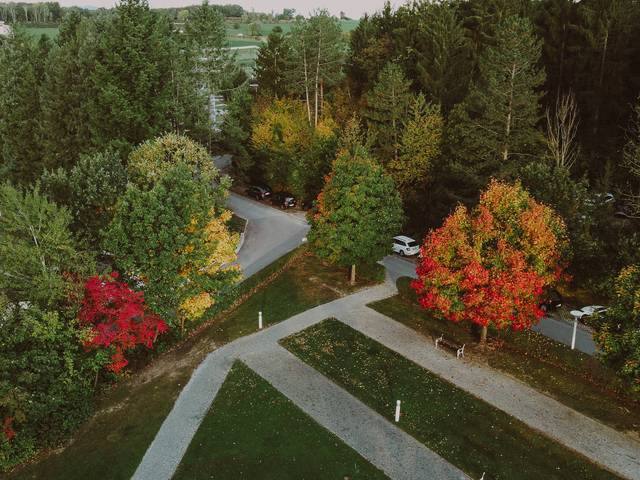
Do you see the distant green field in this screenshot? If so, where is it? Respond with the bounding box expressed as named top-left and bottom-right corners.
top-left (22, 18), bottom-right (357, 76)
top-left (22, 26), bottom-right (59, 39)
top-left (226, 37), bottom-right (262, 47)
top-left (226, 18), bottom-right (359, 37)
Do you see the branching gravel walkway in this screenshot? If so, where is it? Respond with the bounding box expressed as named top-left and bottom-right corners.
top-left (340, 306), bottom-right (640, 480)
top-left (243, 346), bottom-right (468, 480)
top-left (133, 281), bottom-right (640, 480)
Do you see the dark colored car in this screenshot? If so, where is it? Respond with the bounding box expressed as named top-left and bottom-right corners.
top-left (271, 192), bottom-right (296, 209)
top-left (613, 202), bottom-right (636, 219)
top-left (538, 288), bottom-right (563, 313)
top-left (246, 185), bottom-right (272, 201)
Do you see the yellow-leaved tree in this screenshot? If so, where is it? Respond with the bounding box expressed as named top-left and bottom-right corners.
top-left (106, 133), bottom-right (241, 333)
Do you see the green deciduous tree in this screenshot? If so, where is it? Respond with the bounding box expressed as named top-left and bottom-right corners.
top-left (388, 94), bottom-right (443, 192)
top-left (220, 86), bottom-right (253, 180)
top-left (0, 183), bottom-right (93, 309)
top-left (41, 150), bottom-right (128, 244)
top-left (592, 265), bottom-right (640, 392)
top-left (308, 125), bottom-right (403, 284)
top-left (104, 164), bottom-right (238, 331)
top-left (128, 132), bottom-right (228, 199)
top-left (182, 0), bottom-right (240, 96)
top-left (0, 304), bottom-right (95, 471)
top-left (0, 183), bottom-right (96, 471)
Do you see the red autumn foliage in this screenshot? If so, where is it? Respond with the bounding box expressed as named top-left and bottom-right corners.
top-left (79, 272), bottom-right (168, 373)
top-left (412, 180), bottom-right (568, 333)
top-left (3, 416), bottom-right (15, 441)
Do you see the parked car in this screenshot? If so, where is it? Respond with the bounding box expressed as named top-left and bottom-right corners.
top-left (246, 185), bottom-right (272, 201)
top-left (538, 288), bottom-right (563, 313)
top-left (392, 235), bottom-right (420, 256)
top-left (613, 201), bottom-right (636, 219)
top-left (571, 305), bottom-right (608, 321)
top-left (271, 192), bottom-right (296, 209)
top-left (586, 192), bottom-right (615, 206)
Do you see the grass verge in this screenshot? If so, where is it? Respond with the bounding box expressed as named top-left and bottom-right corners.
top-left (227, 213), bottom-right (247, 234)
top-left (10, 252), bottom-right (382, 480)
top-left (282, 319), bottom-right (620, 480)
top-left (174, 361), bottom-right (388, 479)
top-left (368, 277), bottom-right (640, 435)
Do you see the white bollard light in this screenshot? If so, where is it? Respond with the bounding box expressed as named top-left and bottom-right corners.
top-left (571, 317), bottom-right (577, 350)
top-left (259, 311), bottom-right (263, 330)
top-left (395, 400), bottom-right (401, 422)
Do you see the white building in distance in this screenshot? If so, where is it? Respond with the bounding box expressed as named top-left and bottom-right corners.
top-left (0, 21), bottom-right (12, 37)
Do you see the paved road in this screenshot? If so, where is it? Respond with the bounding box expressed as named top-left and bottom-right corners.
top-left (227, 193), bottom-right (309, 278)
top-left (381, 255), bottom-right (598, 355)
top-left (226, 192), bottom-right (597, 353)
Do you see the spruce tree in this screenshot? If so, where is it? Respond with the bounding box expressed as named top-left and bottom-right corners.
top-left (87, 0), bottom-right (175, 155)
top-left (39, 12), bottom-right (93, 171)
top-left (446, 15), bottom-right (545, 200)
top-left (255, 26), bottom-right (290, 98)
top-left (0, 30), bottom-right (45, 184)
top-left (363, 62), bottom-right (412, 163)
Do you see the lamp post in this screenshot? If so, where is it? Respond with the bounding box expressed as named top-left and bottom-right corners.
top-left (569, 310), bottom-right (583, 350)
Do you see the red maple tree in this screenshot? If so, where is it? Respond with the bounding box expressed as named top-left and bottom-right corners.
top-left (412, 180), bottom-right (568, 342)
top-left (79, 272), bottom-right (168, 373)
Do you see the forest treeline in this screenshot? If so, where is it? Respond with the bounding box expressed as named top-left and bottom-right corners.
top-left (245, 0), bottom-right (640, 290)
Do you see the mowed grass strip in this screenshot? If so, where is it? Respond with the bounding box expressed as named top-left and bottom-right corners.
top-left (368, 277), bottom-right (640, 435)
top-left (10, 253), bottom-right (382, 480)
top-left (174, 361), bottom-right (388, 480)
top-left (282, 319), bottom-right (621, 480)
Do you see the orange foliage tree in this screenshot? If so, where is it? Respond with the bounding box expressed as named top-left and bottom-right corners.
top-left (412, 180), bottom-right (568, 342)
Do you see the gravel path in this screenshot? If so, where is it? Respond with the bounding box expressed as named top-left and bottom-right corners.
top-left (339, 306), bottom-right (640, 480)
top-left (133, 279), bottom-right (640, 480)
top-left (131, 284), bottom-right (400, 480)
top-left (243, 345), bottom-right (469, 480)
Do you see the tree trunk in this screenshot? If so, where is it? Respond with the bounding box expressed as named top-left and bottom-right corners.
top-left (303, 48), bottom-right (311, 125)
top-left (593, 26), bottom-right (609, 136)
top-left (314, 28), bottom-right (322, 128)
top-left (480, 324), bottom-right (488, 344)
top-left (502, 63), bottom-right (517, 162)
top-left (320, 79), bottom-right (324, 119)
top-left (350, 264), bottom-right (356, 285)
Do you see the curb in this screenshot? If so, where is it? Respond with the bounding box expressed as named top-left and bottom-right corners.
top-left (234, 217), bottom-right (248, 254)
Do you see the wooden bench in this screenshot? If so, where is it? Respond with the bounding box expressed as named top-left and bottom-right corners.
top-left (435, 334), bottom-right (465, 359)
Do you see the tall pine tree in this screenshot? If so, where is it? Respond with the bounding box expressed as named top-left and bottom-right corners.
top-left (446, 15), bottom-right (545, 200)
top-left (363, 62), bottom-right (412, 163)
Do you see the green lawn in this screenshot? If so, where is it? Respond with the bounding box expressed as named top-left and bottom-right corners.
top-left (282, 319), bottom-right (620, 480)
top-left (368, 277), bottom-right (640, 435)
top-left (10, 252), bottom-right (382, 479)
top-left (174, 361), bottom-right (387, 479)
